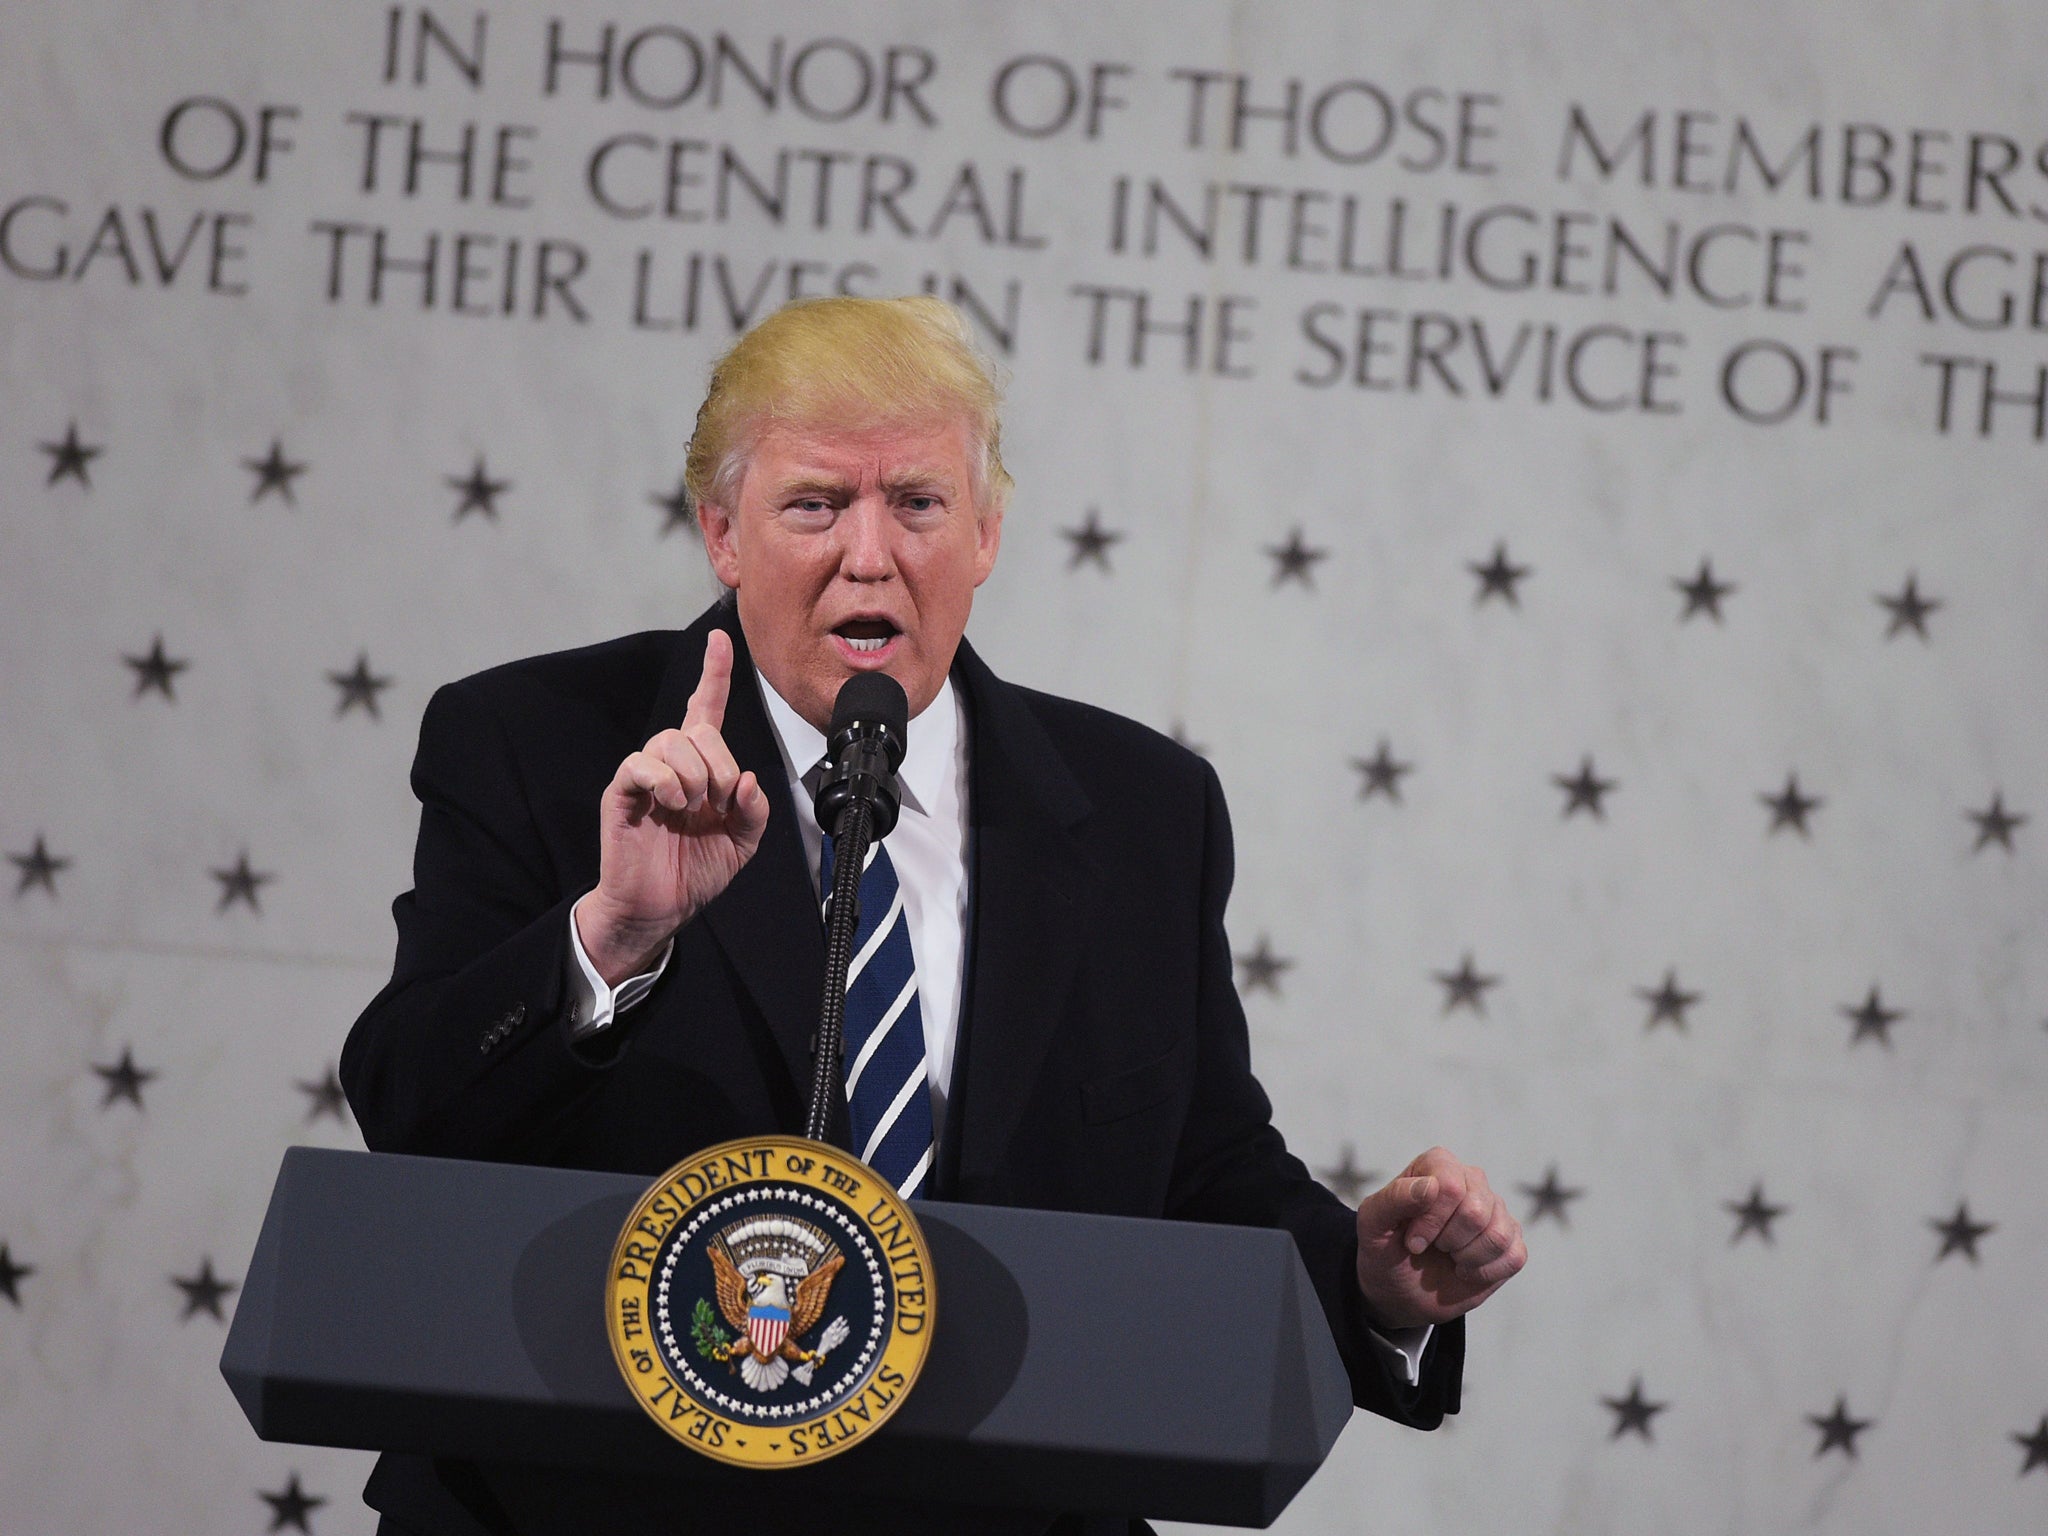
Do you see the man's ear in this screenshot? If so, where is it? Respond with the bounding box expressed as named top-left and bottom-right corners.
top-left (698, 501), bottom-right (743, 589)
top-left (972, 503), bottom-right (1004, 587)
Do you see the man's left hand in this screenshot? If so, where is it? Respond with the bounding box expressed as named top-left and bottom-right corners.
top-left (1354, 1147), bottom-right (1526, 1329)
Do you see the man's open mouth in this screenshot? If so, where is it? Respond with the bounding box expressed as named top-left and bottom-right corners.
top-left (833, 619), bottom-right (900, 655)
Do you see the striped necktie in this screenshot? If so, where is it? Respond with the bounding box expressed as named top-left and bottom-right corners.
top-left (819, 832), bottom-right (935, 1199)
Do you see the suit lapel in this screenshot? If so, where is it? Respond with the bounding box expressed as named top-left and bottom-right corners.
top-left (950, 641), bottom-right (1099, 1187)
top-left (648, 608), bottom-right (823, 1101)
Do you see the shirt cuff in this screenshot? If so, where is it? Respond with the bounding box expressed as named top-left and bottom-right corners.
top-left (566, 898), bottom-right (673, 1039)
top-left (1366, 1322), bottom-right (1434, 1388)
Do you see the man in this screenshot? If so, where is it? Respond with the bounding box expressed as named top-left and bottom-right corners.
top-left (342, 296), bottom-right (1524, 1536)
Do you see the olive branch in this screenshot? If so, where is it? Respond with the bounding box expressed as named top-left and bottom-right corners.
top-left (690, 1297), bottom-right (733, 1362)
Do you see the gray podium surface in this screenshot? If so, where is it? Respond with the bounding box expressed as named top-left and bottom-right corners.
top-left (222, 1147), bottom-right (1353, 1527)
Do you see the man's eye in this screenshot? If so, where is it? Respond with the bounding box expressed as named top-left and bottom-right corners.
top-left (902, 495), bottom-right (939, 513)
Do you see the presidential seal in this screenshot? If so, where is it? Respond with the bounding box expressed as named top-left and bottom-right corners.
top-left (605, 1135), bottom-right (935, 1467)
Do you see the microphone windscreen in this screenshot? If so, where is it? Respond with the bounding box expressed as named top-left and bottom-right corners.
top-left (829, 673), bottom-right (909, 744)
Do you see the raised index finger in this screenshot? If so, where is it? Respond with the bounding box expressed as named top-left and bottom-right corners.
top-left (684, 629), bottom-right (734, 732)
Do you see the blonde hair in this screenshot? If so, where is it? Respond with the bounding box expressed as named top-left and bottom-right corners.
top-left (683, 295), bottom-right (1012, 523)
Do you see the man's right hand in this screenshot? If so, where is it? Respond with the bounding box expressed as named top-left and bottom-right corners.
top-left (575, 629), bottom-right (771, 985)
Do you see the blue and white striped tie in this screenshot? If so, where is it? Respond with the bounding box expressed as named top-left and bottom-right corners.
top-left (820, 833), bottom-right (934, 1199)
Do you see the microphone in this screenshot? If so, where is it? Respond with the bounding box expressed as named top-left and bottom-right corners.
top-left (813, 673), bottom-right (909, 841)
top-left (806, 672), bottom-right (909, 1140)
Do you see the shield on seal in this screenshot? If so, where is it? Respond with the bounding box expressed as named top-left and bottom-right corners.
top-left (747, 1303), bottom-right (790, 1359)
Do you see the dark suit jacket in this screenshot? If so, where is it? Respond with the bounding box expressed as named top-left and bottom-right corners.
top-left (341, 603), bottom-right (1461, 1536)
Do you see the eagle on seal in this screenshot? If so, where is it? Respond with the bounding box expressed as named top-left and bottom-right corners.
top-left (707, 1233), bottom-right (851, 1392)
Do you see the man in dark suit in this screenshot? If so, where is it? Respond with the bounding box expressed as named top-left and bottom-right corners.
top-left (342, 296), bottom-right (1524, 1535)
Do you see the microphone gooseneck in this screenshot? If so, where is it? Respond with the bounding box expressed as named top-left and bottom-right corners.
top-left (805, 674), bottom-right (909, 1142)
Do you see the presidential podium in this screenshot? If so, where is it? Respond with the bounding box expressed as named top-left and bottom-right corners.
top-left (220, 1147), bottom-right (1354, 1527)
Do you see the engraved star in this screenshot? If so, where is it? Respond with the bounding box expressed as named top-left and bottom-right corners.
top-left (1468, 541), bottom-right (1531, 606)
top-left (1673, 558), bottom-right (1735, 622)
top-left (1725, 1182), bottom-right (1788, 1244)
top-left (2014, 1415), bottom-right (2048, 1476)
top-left (40, 422), bottom-right (102, 487)
top-left (1929, 1201), bottom-right (1994, 1263)
top-left (1840, 985), bottom-right (1903, 1048)
top-left (1235, 935), bottom-right (1294, 995)
top-left (1602, 1377), bottom-right (1668, 1441)
top-left (327, 652), bottom-right (393, 719)
top-left (1760, 773), bottom-right (1822, 837)
top-left (1519, 1164), bottom-right (1583, 1226)
top-left (1063, 507), bottom-right (1124, 571)
top-left (0, 1242), bottom-right (31, 1307)
top-left (296, 1065), bottom-right (348, 1123)
top-left (651, 474), bottom-right (692, 535)
top-left (212, 851), bottom-right (274, 913)
top-left (1351, 740), bottom-right (1413, 803)
top-left (1637, 969), bottom-right (1701, 1031)
top-left (93, 1046), bottom-right (156, 1109)
top-left (1266, 526), bottom-right (1328, 589)
top-left (1317, 1145), bottom-right (1376, 1205)
top-left (1434, 953), bottom-right (1499, 1015)
top-left (123, 634), bottom-right (190, 701)
top-left (1967, 791), bottom-right (2027, 854)
top-left (1554, 756), bottom-right (1618, 819)
top-left (8, 834), bottom-right (70, 898)
top-left (1807, 1396), bottom-right (1872, 1459)
top-left (243, 440), bottom-right (308, 506)
top-left (172, 1257), bottom-right (237, 1322)
top-left (446, 456), bottom-right (509, 521)
top-left (1875, 573), bottom-right (1940, 640)
top-left (258, 1473), bottom-right (326, 1534)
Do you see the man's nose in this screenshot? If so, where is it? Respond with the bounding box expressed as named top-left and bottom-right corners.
top-left (837, 499), bottom-right (895, 581)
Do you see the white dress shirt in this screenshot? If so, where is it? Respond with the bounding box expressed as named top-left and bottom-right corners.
top-left (563, 663), bottom-right (1430, 1382)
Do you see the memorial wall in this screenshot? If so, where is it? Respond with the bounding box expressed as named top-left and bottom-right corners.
top-left (0, 3), bottom-right (2042, 1531)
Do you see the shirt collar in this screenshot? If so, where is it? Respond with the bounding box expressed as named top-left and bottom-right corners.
top-left (754, 667), bottom-right (957, 820)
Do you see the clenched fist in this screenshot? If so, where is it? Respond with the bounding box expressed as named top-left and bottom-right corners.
top-left (574, 630), bottom-right (772, 984)
top-left (1353, 1146), bottom-right (1526, 1330)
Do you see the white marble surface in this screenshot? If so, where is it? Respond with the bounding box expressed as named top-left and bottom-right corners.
top-left (0, 3), bottom-right (2043, 1532)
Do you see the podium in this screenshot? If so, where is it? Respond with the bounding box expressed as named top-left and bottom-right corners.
top-left (221, 1147), bottom-right (1354, 1527)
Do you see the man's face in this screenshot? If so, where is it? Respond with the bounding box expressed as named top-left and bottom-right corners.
top-left (698, 415), bottom-right (1003, 732)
